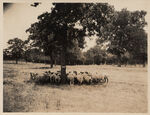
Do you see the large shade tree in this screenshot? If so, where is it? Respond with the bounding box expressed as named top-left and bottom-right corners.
top-left (27, 3), bottom-right (115, 83)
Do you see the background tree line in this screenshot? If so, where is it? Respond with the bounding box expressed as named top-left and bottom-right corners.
top-left (3, 39), bottom-right (147, 67)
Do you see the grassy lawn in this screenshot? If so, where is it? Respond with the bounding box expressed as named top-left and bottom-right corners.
top-left (3, 61), bottom-right (148, 112)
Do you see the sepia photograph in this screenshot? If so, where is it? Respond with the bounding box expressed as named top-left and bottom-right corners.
top-left (2, 0), bottom-right (148, 113)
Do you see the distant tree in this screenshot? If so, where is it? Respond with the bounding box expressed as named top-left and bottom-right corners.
top-left (127, 29), bottom-right (147, 66)
top-left (26, 48), bottom-right (45, 63)
top-left (21, 39), bottom-right (30, 63)
top-left (84, 45), bottom-right (106, 65)
top-left (96, 9), bottom-right (147, 66)
top-left (105, 53), bottom-right (118, 65)
top-left (3, 48), bottom-right (11, 60)
top-left (7, 38), bottom-right (24, 64)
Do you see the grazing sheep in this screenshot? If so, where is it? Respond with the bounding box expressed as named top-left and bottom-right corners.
top-left (80, 72), bottom-right (84, 74)
top-left (50, 73), bottom-right (57, 84)
top-left (43, 71), bottom-right (53, 83)
top-left (30, 73), bottom-right (38, 81)
top-left (56, 71), bottom-right (61, 76)
top-left (44, 71), bottom-right (62, 84)
top-left (30, 73), bottom-right (45, 84)
top-left (67, 73), bottom-right (75, 85)
top-left (85, 72), bottom-right (93, 84)
top-left (73, 71), bottom-right (78, 75)
top-left (98, 73), bottom-right (109, 84)
top-left (56, 76), bottom-right (61, 84)
top-left (44, 71), bottom-right (52, 77)
top-left (57, 71), bottom-right (61, 73)
top-left (101, 75), bottom-right (109, 83)
top-left (72, 71), bottom-right (79, 84)
top-left (76, 73), bottom-right (84, 85)
top-left (54, 74), bottom-right (61, 84)
top-left (84, 75), bottom-right (92, 84)
top-left (100, 73), bottom-right (109, 83)
top-left (91, 73), bottom-right (100, 84)
top-left (80, 72), bottom-right (88, 84)
top-left (85, 71), bottom-right (89, 74)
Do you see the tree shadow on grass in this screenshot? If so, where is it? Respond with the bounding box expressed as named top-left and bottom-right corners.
top-left (44, 84), bottom-right (73, 91)
top-left (31, 67), bottom-right (52, 69)
top-left (3, 62), bottom-right (27, 65)
top-left (28, 82), bottom-right (72, 91)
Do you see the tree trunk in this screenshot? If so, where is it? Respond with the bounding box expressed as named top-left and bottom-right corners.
top-left (125, 62), bottom-right (127, 67)
top-left (60, 24), bottom-right (68, 84)
top-left (117, 54), bottom-right (121, 67)
top-left (143, 59), bottom-right (146, 67)
top-left (93, 58), bottom-right (94, 65)
top-left (16, 59), bottom-right (18, 64)
top-left (25, 58), bottom-right (27, 63)
top-left (50, 53), bottom-right (53, 68)
top-left (143, 63), bottom-right (145, 67)
top-left (60, 46), bottom-right (67, 84)
top-left (54, 59), bottom-right (56, 66)
top-left (142, 54), bottom-right (146, 67)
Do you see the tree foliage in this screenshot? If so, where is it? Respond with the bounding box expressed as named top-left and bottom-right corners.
top-left (3, 48), bottom-right (11, 60)
top-left (7, 38), bottom-right (24, 64)
top-left (96, 9), bottom-right (147, 66)
top-left (84, 45), bottom-right (106, 65)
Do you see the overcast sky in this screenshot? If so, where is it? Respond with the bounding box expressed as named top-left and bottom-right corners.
top-left (3, 1), bottom-right (149, 51)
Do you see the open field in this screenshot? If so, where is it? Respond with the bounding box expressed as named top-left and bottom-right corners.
top-left (3, 61), bottom-right (148, 112)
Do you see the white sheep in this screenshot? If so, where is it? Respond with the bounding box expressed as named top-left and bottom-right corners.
top-left (67, 73), bottom-right (75, 85)
top-left (50, 72), bottom-right (56, 83)
top-left (54, 74), bottom-right (61, 84)
top-left (98, 73), bottom-right (109, 83)
top-left (76, 73), bottom-right (84, 85)
top-left (91, 72), bottom-right (100, 84)
top-left (30, 73), bottom-right (46, 84)
top-left (84, 75), bottom-right (92, 84)
top-left (30, 73), bottom-right (39, 81)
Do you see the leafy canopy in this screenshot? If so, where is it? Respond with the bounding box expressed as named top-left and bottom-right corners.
top-left (7, 38), bottom-right (24, 59)
top-left (26, 3), bottom-right (115, 53)
top-left (96, 9), bottom-right (147, 58)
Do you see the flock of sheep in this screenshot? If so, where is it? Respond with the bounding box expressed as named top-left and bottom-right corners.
top-left (30, 71), bottom-right (109, 85)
